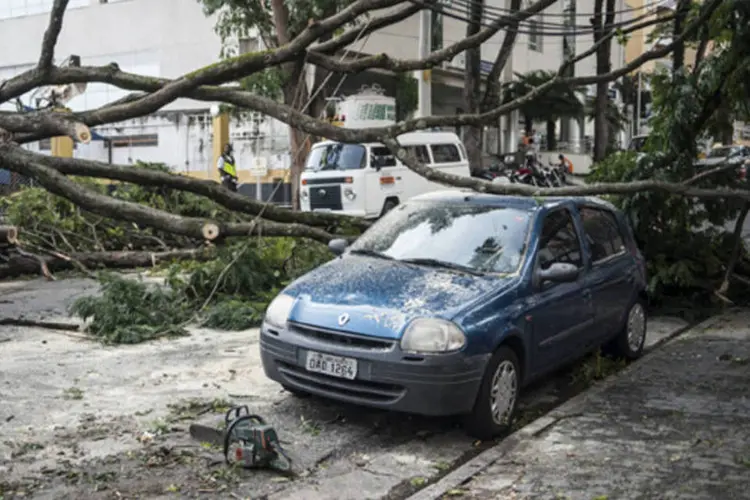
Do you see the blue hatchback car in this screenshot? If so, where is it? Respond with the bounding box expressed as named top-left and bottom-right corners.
top-left (260, 191), bottom-right (648, 438)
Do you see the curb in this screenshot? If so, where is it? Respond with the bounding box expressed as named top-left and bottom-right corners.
top-left (405, 314), bottom-right (723, 500)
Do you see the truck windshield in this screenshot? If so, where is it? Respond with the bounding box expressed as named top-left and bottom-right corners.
top-left (306, 144), bottom-right (366, 171)
top-left (348, 201), bottom-right (532, 274)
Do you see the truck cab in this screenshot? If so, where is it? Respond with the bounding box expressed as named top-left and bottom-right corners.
top-left (299, 86), bottom-right (471, 219)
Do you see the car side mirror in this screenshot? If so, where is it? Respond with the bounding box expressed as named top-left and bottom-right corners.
top-left (328, 238), bottom-right (348, 256)
top-left (537, 262), bottom-right (579, 284)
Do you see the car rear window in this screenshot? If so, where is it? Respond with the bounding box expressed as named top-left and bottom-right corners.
top-left (579, 207), bottom-right (626, 262)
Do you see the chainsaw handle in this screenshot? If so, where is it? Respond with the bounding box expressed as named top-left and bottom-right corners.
top-left (224, 405), bottom-right (255, 426)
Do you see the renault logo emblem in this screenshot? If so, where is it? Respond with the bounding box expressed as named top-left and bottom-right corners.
top-left (338, 313), bottom-right (350, 326)
top-left (318, 189), bottom-right (326, 196)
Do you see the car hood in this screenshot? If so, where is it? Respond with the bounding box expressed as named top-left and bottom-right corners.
top-left (284, 255), bottom-right (516, 339)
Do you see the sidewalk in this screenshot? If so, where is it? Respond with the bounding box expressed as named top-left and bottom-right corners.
top-left (410, 310), bottom-right (750, 500)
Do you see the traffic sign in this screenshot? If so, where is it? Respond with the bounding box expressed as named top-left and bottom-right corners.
top-left (249, 157), bottom-right (268, 177)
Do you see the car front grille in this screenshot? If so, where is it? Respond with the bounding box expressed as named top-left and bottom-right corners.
top-left (309, 185), bottom-right (342, 210)
top-left (289, 322), bottom-right (395, 352)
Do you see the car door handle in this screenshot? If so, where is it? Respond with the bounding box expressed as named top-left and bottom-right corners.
top-left (626, 269), bottom-right (636, 283)
top-left (581, 289), bottom-right (592, 298)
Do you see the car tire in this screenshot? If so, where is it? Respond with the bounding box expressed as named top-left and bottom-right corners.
top-left (380, 199), bottom-right (398, 217)
top-left (609, 299), bottom-right (648, 360)
top-left (283, 385), bottom-right (311, 398)
top-left (464, 346), bottom-right (521, 440)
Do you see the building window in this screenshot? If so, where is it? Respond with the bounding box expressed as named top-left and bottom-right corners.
top-left (528, 17), bottom-right (543, 52)
top-left (111, 134), bottom-right (159, 148)
top-left (431, 6), bottom-right (444, 51)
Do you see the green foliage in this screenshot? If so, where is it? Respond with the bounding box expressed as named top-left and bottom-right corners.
top-left (70, 238), bottom-right (332, 343)
top-left (1, 162), bottom-right (238, 253)
top-left (394, 73), bottom-right (418, 121)
top-left (70, 273), bottom-right (191, 344)
top-left (586, 13), bottom-right (750, 303)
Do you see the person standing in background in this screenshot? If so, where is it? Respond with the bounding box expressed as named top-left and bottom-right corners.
top-left (217, 143), bottom-right (238, 192)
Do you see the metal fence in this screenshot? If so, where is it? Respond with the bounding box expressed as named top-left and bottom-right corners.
top-left (0, 169), bottom-right (36, 196)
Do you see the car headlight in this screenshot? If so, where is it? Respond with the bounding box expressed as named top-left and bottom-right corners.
top-left (344, 187), bottom-right (356, 200)
top-left (400, 318), bottom-right (466, 353)
top-left (264, 294), bottom-right (295, 328)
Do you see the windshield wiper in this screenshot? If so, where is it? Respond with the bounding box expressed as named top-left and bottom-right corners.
top-left (399, 257), bottom-right (484, 276)
top-left (349, 249), bottom-right (394, 260)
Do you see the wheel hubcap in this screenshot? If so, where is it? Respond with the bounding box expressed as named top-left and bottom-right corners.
top-left (627, 303), bottom-right (646, 352)
top-left (490, 360), bottom-right (518, 425)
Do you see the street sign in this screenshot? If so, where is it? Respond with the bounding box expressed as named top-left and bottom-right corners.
top-left (249, 157), bottom-right (268, 177)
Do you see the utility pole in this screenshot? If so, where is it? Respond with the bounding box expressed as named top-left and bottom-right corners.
top-left (415, 7), bottom-right (432, 118)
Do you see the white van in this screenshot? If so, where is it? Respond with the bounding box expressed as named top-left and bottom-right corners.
top-left (300, 131), bottom-right (471, 219)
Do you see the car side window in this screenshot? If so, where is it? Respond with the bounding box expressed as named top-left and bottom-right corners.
top-left (536, 209), bottom-right (583, 271)
top-left (430, 144), bottom-right (461, 163)
top-left (579, 207), bottom-right (626, 262)
top-left (403, 145), bottom-right (431, 165)
top-left (370, 146), bottom-right (397, 168)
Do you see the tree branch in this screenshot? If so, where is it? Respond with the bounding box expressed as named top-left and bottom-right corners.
top-left (0, 144), bottom-right (368, 232)
top-left (379, 134), bottom-right (750, 202)
top-left (314, 2), bottom-right (425, 54)
top-left (0, 0), bottom-right (402, 106)
top-left (38, 0), bottom-right (70, 70)
top-left (2, 0), bottom-right (721, 149)
top-left (0, 110), bottom-right (91, 142)
top-left (0, 154), bottom-right (338, 244)
top-left (307, 0), bottom-right (558, 74)
top-left (481, 0), bottom-right (522, 111)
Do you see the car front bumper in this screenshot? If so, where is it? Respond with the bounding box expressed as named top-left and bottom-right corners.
top-left (259, 322), bottom-right (490, 417)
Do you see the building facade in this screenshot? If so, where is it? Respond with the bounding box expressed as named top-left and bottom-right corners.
top-left (0, 0), bottom-right (631, 180)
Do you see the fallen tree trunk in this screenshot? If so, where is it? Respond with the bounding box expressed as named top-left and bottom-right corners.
top-left (0, 225), bottom-right (18, 245)
top-left (0, 249), bottom-right (213, 280)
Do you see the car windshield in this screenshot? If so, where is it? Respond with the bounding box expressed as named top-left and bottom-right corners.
top-left (306, 144), bottom-right (366, 171)
top-left (348, 201), bottom-right (532, 274)
top-left (707, 147), bottom-right (740, 158)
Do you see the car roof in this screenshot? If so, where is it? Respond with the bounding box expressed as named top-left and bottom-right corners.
top-left (314, 130), bottom-right (461, 147)
top-left (411, 190), bottom-right (618, 212)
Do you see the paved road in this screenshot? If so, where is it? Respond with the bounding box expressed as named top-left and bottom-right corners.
top-left (414, 310), bottom-right (750, 500)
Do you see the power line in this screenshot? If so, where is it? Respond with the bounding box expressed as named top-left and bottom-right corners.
top-left (445, 0), bottom-right (671, 31)
top-left (418, 0), bottom-right (672, 37)
top-left (442, 0), bottom-right (675, 19)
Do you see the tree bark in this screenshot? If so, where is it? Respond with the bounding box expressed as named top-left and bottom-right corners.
top-left (672, 0), bottom-right (690, 75)
top-left (463, 0), bottom-right (485, 175)
top-left (0, 249), bottom-right (213, 280)
top-left (592, 0), bottom-right (616, 162)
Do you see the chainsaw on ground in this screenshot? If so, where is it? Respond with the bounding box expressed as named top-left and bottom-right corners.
top-left (189, 405), bottom-right (293, 474)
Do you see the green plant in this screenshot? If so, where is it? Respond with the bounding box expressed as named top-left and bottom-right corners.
top-left (69, 238), bottom-right (332, 343)
top-left (70, 273), bottom-right (191, 343)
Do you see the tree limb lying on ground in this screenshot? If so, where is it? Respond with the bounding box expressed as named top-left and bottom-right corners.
top-left (0, 0), bottom-right (739, 247)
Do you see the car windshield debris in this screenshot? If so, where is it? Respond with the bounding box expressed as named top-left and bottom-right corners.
top-left (398, 257), bottom-right (485, 276)
top-left (348, 201), bottom-right (531, 274)
top-left (348, 249), bottom-right (395, 260)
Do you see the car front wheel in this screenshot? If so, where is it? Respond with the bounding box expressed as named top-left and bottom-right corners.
top-left (464, 346), bottom-right (520, 440)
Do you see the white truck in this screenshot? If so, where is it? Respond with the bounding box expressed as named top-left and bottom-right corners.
top-left (299, 87), bottom-right (471, 219)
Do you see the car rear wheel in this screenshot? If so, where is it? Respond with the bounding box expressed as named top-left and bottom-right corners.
top-left (610, 299), bottom-right (647, 360)
top-left (464, 346), bottom-right (520, 440)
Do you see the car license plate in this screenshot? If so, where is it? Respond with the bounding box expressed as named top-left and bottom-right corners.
top-left (305, 351), bottom-right (357, 380)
